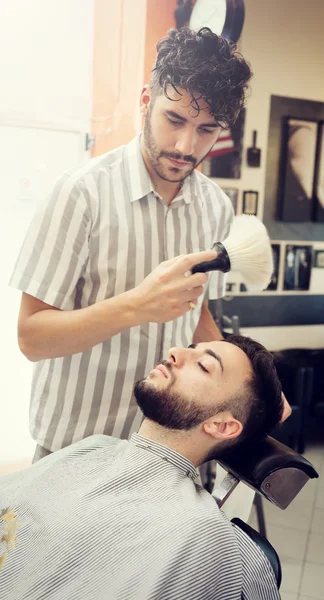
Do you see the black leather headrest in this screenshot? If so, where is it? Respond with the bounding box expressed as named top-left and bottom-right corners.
top-left (217, 436), bottom-right (319, 509)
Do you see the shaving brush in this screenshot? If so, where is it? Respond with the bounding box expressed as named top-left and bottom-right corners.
top-left (192, 215), bottom-right (273, 292)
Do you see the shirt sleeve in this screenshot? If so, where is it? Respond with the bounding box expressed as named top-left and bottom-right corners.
top-left (9, 174), bottom-right (91, 311)
top-left (205, 188), bottom-right (234, 301)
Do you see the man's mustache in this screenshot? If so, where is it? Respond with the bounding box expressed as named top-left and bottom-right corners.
top-left (160, 151), bottom-right (197, 166)
top-left (161, 359), bottom-right (172, 372)
top-left (160, 359), bottom-right (175, 384)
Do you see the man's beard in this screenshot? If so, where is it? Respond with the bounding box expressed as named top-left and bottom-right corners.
top-left (143, 109), bottom-right (211, 183)
top-left (134, 370), bottom-right (221, 430)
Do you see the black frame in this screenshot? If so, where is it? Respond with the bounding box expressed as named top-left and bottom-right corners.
top-left (206, 108), bottom-right (246, 179)
top-left (222, 0), bottom-right (245, 43)
top-left (264, 95), bottom-right (324, 241)
top-left (278, 117), bottom-right (318, 223)
top-left (314, 121), bottom-right (324, 222)
top-left (283, 244), bottom-right (313, 291)
top-left (266, 244), bottom-right (280, 291)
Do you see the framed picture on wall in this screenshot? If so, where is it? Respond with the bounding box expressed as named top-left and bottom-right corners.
top-left (202, 109), bottom-right (245, 179)
top-left (278, 117), bottom-right (318, 222)
top-left (243, 190), bottom-right (258, 215)
top-left (314, 250), bottom-right (324, 268)
top-left (314, 121), bottom-right (324, 222)
top-left (283, 244), bottom-right (313, 291)
top-left (266, 244), bottom-right (281, 291)
top-left (222, 188), bottom-right (238, 213)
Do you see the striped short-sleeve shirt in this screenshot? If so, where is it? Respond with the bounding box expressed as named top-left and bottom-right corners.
top-left (9, 136), bottom-right (234, 451)
top-left (0, 434), bottom-right (279, 600)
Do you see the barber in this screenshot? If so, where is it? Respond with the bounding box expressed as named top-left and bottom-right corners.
top-left (10, 28), bottom-right (252, 462)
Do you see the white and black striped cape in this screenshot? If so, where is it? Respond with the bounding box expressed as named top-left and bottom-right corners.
top-left (0, 434), bottom-right (279, 600)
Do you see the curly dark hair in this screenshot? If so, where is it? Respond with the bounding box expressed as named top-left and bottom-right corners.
top-left (151, 27), bottom-right (252, 127)
top-left (226, 335), bottom-right (283, 443)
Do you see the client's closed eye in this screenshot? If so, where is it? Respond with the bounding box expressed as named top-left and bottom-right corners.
top-left (198, 362), bottom-right (209, 374)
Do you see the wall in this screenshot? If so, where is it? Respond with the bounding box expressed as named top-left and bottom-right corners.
top-left (91, 0), bottom-right (147, 155)
top-left (220, 0), bottom-right (324, 349)
top-left (0, 0), bottom-right (94, 469)
top-left (91, 0), bottom-right (177, 156)
top-left (143, 0), bottom-right (177, 84)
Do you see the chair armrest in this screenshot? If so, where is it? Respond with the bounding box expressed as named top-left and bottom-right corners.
top-left (231, 517), bottom-right (282, 589)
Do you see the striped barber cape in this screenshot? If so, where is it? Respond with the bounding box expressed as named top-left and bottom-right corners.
top-left (0, 434), bottom-right (279, 600)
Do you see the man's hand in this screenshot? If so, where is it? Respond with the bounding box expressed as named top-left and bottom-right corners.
top-left (133, 250), bottom-right (217, 324)
top-left (280, 392), bottom-right (292, 423)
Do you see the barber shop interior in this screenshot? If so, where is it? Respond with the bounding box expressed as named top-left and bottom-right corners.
top-left (1, 1), bottom-right (324, 599)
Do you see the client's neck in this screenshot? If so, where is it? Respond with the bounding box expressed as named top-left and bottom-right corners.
top-left (137, 419), bottom-right (208, 467)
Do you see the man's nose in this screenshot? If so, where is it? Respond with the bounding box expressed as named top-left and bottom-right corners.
top-left (168, 347), bottom-right (189, 368)
top-left (174, 129), bottom-right (196, 157)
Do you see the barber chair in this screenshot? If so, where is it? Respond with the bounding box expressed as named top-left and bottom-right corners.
top-left (213, 435), bottom-right (319, 591)
top-left (207, 303), bottom-right (319, 592)
top-left (272, 349), bottom-right (314, 453)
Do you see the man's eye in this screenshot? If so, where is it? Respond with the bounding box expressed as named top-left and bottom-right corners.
top-left (198, 362), bottom-right (209, 374)
top-left (201, 128), bottom-right (215, 134)
top-left (168, 118), bottom-right (182, 126)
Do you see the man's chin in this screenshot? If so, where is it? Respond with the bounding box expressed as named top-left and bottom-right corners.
top-left (156, 162), bottom-right (194, 182)
top-left (145, 371), bottom-right (168, 387)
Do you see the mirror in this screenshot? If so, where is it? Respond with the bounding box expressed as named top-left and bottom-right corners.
top-left (189, 0), bottom-right (245, 43)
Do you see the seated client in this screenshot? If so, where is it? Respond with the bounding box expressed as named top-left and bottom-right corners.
top-left (0, 335), bottom-right (284, 600)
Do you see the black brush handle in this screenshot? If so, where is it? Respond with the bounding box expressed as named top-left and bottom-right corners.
top-left (253, 130), bottom-right (257, 147)
top-left (191, 243), bottom-right (231, 274)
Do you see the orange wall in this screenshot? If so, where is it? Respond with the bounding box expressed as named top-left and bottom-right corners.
top-left (92, 0), bottom-right (177, 156)
top-left (143, 0), bottom-right (178, 85)
top-left (91, 0), bottom-right (146, 155)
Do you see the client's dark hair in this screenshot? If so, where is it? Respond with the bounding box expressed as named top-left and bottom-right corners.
top-left (225, 335), bottom-right (283, 444)
top-left (150, 27), bottom-right (252, 127)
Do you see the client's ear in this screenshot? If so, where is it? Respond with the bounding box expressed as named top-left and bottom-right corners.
top-left (203, 412), bottom-right (243, 441)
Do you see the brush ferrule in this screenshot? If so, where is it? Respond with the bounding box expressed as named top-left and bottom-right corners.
top-left (191, 242), bottom-right (231, 274)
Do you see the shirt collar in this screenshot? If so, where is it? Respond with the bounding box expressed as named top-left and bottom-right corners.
top-left (124, 135), bottom-right (202, 206)
top-left (130, 433), bottom-right (198, 481)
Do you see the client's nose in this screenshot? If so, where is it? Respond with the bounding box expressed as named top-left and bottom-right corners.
top-left (168, 347), bottom-right (188, 368)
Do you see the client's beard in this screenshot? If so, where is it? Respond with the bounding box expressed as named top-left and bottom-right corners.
top-left (134, 378), bottom-right (220, 430)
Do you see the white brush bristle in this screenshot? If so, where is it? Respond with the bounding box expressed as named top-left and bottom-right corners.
top-left (223, 215), bottom-right (273, 291)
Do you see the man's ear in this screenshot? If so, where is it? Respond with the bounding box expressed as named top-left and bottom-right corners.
top-left (203, 412), bottom-right (243, 441)
top-left (140, 84), bottom-right (152, 115)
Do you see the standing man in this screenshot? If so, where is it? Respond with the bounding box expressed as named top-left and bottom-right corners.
top-left (10, 27), bottom-right (252, 461)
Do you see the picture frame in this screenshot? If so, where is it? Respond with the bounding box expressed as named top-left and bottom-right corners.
top-left (222, 188), bottom-right (238, 214)
top-left (314, 121), bottom-right (324, 222)
top-left (202, 109), bottom-right (246, 179)
top-left (314, 249), bottom-right (324, 268)
top-left (266, 244), bottom-right (281, 291)
top-left (278, 117), bottom-right (318, 222)
top-left (283, 244), bottom-right (313, 291)
top-left (243, 190), bottom-right (258, 216)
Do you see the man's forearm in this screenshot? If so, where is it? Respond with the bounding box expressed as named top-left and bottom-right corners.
top-left (18, 250), bottom-right (216, 362)
top-left (193, 301), bottom-right (223, 343)
top-left (18, 290), bottom-right (142, 362)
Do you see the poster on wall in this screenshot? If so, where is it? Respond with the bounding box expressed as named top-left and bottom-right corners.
top-left (314, 121), bottom-right (324, 222)
top-left (279, 118), bottom-right (318, 222)
top-left (283, 244), bottom-right (312, 291)
top-left (202, 109), bottom-right (245, 179)
top-left (266, 244), bottom-right (281, 291)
